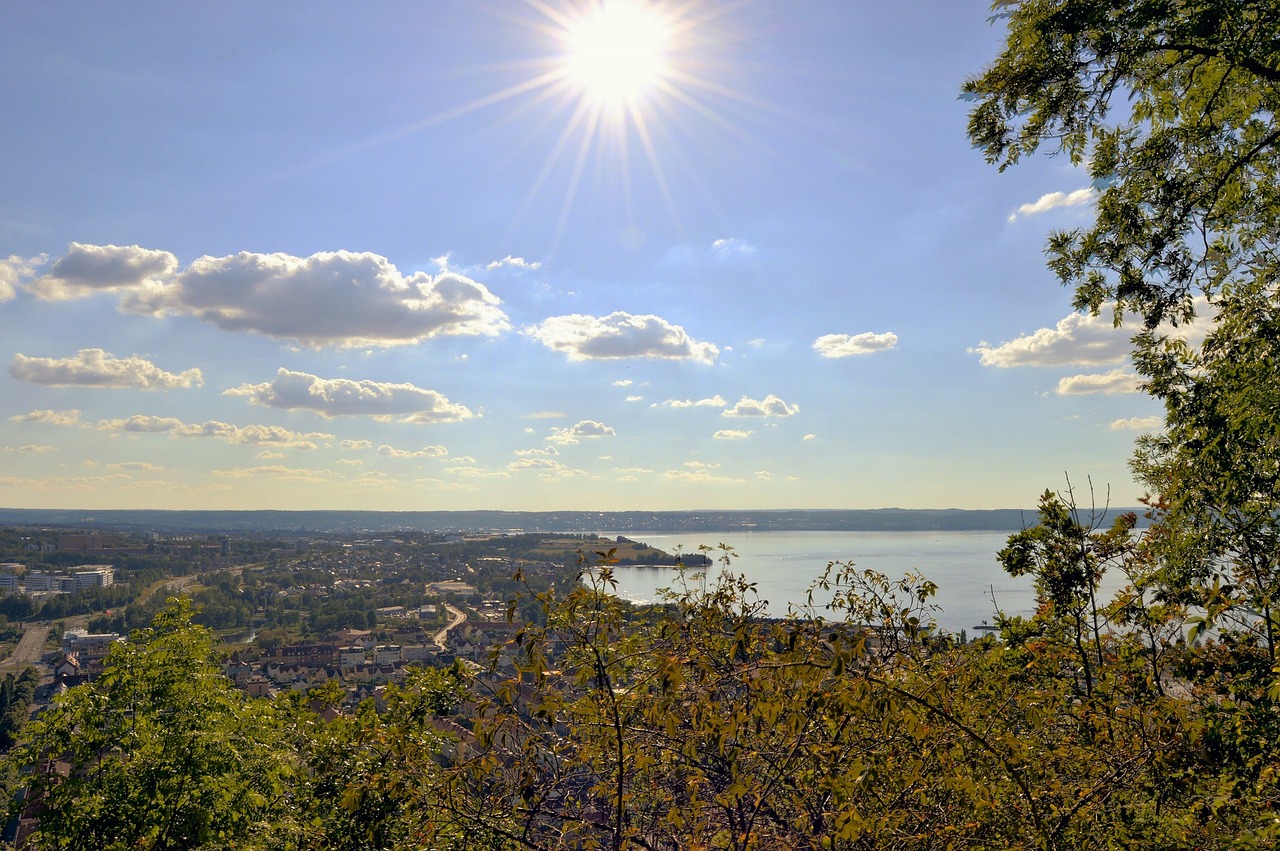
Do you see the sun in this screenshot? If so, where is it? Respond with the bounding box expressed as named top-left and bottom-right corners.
top-left (562, 1), bottom-right (669, 107)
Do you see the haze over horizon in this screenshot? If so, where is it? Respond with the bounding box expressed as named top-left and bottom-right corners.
top-left (1, 2), bottom-right (1184, 512)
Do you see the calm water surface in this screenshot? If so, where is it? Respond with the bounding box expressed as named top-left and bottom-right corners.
top-left (602, 530), bottom-right (1036, 634)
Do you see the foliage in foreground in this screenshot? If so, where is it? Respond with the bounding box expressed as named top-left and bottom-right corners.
top-left (9, 518), bottom-right (1280, 851)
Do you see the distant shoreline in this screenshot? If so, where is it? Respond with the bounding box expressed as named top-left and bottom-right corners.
top-left (0, 507), bottom-right (1148, 535)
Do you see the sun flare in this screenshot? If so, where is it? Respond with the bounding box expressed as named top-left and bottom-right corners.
top-left (563, 2), bottom-right (669, 105)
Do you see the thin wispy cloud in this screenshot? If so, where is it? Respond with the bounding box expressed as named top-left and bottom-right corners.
top-left (1110, 416), bottom-right (1162, 431)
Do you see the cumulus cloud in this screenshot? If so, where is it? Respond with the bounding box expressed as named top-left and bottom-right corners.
top-left (27, 243), bottom-right (178, 301)
top-left (225, 368), bottom-right (473, 422)
top-left (11, 349), bottom-right (203, 390)
top-left (486, 255), bottom-right (540, 270)
top-left (17, 444), bottom-right (57, 453)
top-left (803, 433), bottom-right (818, 441)
top-left (972, 301), bottom-right (1213, 368)
top-left (1008, 188), bottom-right (1094, 222)
top-left (547, 420), bottom-right (616, 444)
top-left (97, 415), bottom-right (330, 448)
top-left (722, 395), bottom-right (800, 418)
top-left (612, 380), bottom-right (633, 387)
top-left (714, 429), bottom-right (753, 440)
top-left (625, 395), bottom-right (643, 402)
top-left (528, 312), bottom-right (718, 364)
top-left (1, 254), bottom-right (46, 302)
top-left (971, 311), bottom-right (1130, 367)
top-left (812, 332), bottom-right (898, 358)
top-left (34, 245), bottom-right (512, 348)
top-left (1110, 416), bottom-right (1163, 431)
top-left (8, 409), bottom-right (82, 427)
top-left (515, 446), bottom-right (559, 457)
top-left (508, 457), bottom-right (586, 478)
top-left (341, 439), bottom-right (373, 450)
top-left (654, 395), bottom-right (727, 409)
top-left (377, 444), bottom-right (448, 459)
top-left (1056, 370), bottom-right (1142, 395)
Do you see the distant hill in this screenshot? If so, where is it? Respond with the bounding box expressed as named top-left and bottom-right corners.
top-left (0, 507), bottom-right (1147, 535)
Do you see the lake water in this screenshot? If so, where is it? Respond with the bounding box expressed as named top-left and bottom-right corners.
top-left (601, 530), bottom-right (1040, 634)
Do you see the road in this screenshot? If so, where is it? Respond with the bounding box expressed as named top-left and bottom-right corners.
top-left (433, 603), bottom-right (466, 649)
top-left (0, 623), bottom-right (50, 675)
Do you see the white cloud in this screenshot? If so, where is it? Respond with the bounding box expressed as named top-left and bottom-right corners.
top-left (714, 429), bottom-right (753, 440)
top-left (225, 368), bottom-right (473, 422)
top-left (340, 439), bottom-right (373, 450)
top-left (377, 444), bottom-right (448, 459)
top-left (812, 332), bottom-right (898, 358)
top-left (8, 409), bottom-right (83, 427)
top-left (257, 450), bottom-right (286, 460)
top-left (18, 444), bottom-right (57, 453)
top-left (486, 255), bottom-right (540, 270)
top-left (1110, 416), bottom-right (1163, 431)
top-left (612, 379), bottom-right (633, 387)
top-left (547, 420), bottom-right (616, 444)
top-left (1008, 187), bottom-right (1094, 222)
top-left (625, 395), bottom-right (643, 403)
top-left (11, 349), bottom-right (202, 390)
top-left (37, 246), bottom-right (511, 348)
top-left (528, 312), bottom-right (719, 364)
top-left (108, 461), bottom-right (165, 471)
top-left (803, 433), bottom-right (818, 441)
top-left (523, 411), bottom-right (566, 420)
top-left (971, 301), bottom-right (1214, 369)
top-left (711, 237), bottom-right (757, 258)
top-left (515, 446), bottom-right (559, 457)
top-left (508, 457), bottom-right (586, 478)
top-left (1056, 370), bottom-right (1142, 395)
top-left (654, 395), bottom-right (727, 409)
top-left (722, 395), bottom-right (800, 418)
top-left (96, 415), bottom-right (330, 448)
top-left (28, 243), bottom-right (178, 301)
top-left (212, 465), bottom-right (333, 482)
top-left (0, 254), bottom-right (46, 302)
top-left (663, 464), bottom-right (742, 483)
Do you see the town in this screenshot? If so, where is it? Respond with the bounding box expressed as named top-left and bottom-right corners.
top-left (0, 526), bottom-right (696, 713)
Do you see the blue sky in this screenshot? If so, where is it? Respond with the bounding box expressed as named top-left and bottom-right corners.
top-left (0, 1), bottom-right (1178, 511)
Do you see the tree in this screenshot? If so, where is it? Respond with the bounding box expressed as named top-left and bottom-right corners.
top-left (967, 0), bottom-right (1280, 659)
top-left (9, 599), bottom-right (294, 850)
top-left (966, 0), bottom-right (1280, 329)
top-left (1131, 283), bottom-right (1280, 660)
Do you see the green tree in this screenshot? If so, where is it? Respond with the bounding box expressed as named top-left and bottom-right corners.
top-left (1131, 286), bottom-right (1280, 660)
top-left (9, 599), bottom-right (294, 850)
top-left (965, 0), bottom-right (1280, 328)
